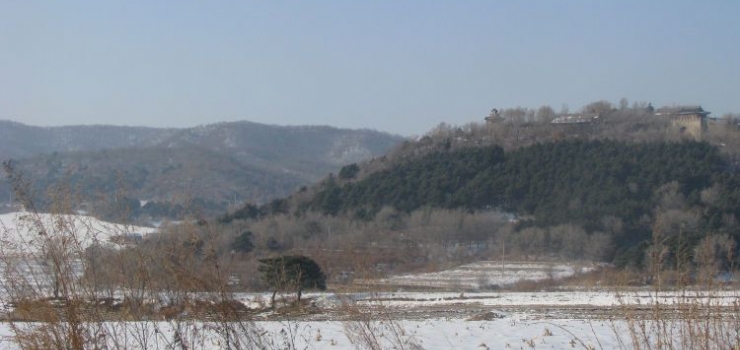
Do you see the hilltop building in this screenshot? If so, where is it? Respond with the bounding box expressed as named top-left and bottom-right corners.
top-left (654, 105), bottom-right (709, 140)
top-left (485, 109), bottom-right (505, 123)
top-left (484, 103), bottom-right (711, 141)
top-left (551, 112), bottom-right (600, 125)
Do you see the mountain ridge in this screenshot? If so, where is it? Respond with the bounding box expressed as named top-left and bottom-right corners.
top-left (0, 119), bottom-right (405, 222)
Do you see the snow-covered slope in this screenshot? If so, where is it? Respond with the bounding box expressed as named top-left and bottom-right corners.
top-left (0, 211), bottom-right (158, 254)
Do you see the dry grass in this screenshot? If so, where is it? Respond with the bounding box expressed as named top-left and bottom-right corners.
top-left (603, 227), bottom-right (740, 350)
top-left (0, 164), bottom-right (288, 349)
top-left (339, 293), bottom-right (424, 350)
top-left (611, 288), bottom-right (740, 350)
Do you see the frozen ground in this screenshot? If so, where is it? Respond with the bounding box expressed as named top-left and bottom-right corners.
top-left (0, 214), bottom-right (736, 348)
top-left (3, 288), bottom-right (732, 349)
top-left (355, 261), bottom-right (593, 290)
top-left (0, 317), bottom-right (624, 350)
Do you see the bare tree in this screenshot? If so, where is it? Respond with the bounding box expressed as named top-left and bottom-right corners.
top-left (535, 105), bottom-right (557, 124)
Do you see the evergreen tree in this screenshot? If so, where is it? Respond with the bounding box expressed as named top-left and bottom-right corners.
top-left (230, 231), bottom-right (254, 253)
top-left (258, 255), bottom-right (326, 308)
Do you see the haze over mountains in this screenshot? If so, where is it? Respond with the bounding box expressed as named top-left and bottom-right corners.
top-left (0, 120), bottom-right (404, 221)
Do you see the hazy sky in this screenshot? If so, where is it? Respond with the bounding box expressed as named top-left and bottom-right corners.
top-left (1, 2), bottom-right (739, 136)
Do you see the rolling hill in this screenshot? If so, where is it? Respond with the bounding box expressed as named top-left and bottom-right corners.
top-left (0, 120), bottom-right (404, 222)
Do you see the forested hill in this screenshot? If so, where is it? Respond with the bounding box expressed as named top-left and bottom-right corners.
top-left (214, 106), bottom-right (740, 270)
top-left (0, 120), bottom-right (404, 222)
top-left (303, 140), bottom-right (739, 249)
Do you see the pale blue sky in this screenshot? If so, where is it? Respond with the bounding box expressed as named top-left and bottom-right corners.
top-left (1, 1), bottom-right (739, 136)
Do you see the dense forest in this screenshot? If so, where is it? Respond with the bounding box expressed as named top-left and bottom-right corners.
top-left (313, 141), bottom-right (738, 260)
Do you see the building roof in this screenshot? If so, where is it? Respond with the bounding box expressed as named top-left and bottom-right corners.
top-left (485, 115), bottom-right (505, 123)
top-left (654, 106), bottom-right (710, 117)
top-left (485, 108), bottom-right (504, 123)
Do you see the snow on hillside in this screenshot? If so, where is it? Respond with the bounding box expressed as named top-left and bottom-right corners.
top-left (0, 211), bottom-right (158, 253)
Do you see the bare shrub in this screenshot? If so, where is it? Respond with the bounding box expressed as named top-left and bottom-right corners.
top-left (341, 294), bottom-right (423, 350)
top-left (611, 219), bottom-right (740, 350)
top-left (0, 163), bottom-right (274, 349)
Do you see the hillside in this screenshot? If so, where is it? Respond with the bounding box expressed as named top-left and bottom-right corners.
top-left (218, 139), bottom-right (740, 276)
top-left (218, 104), bottom-right (740, 273)
top-left (310, 140), bottom-right (736, 230)
top-left (0, 120), bottom-right (178, 160)
top-left (157, 121), bottom-right (403, 182)
top-left (0, 120), bottom-right (404, 222)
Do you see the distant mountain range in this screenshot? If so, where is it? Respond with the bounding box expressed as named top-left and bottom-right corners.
top-left (0, 120), bottom-right (404, 222)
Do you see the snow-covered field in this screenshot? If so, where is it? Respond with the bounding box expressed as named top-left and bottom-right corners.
top-left (0, 211), bottom-right (158, 253)
top-left (344, 289), bottom-right (740, 310)
top-left (2, 289), bottom-right (736, 349)
top-left (0, 317), bottom-right (623, 350)
top-left (356, 261), bottom-right (593, 290)
top-left (0, 212), bottom-right (737, 349)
